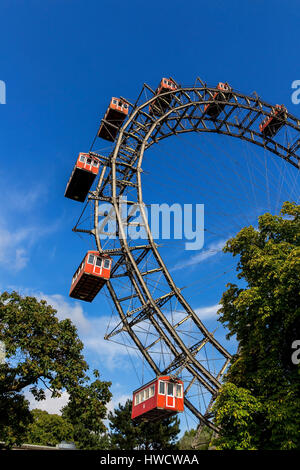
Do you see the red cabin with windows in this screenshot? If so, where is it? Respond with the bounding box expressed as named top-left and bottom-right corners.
top-left (98, 97), bottom-right (129, 142)
top-left (69, 251), bottom-right (112, 302)
top-left (204, 82), bottom-right (232, 118)
top-left (131, 376), bottom-right (184, 422)
top-left (149, 77), bottom-right (177, 116)
top-left (64, 153), bottom-right (100, 202)
top-left (259, 104), bottom-right (287, 138)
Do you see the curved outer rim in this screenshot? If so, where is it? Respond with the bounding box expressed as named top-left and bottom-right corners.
top-left (89, 84), bottom-right (300, 431)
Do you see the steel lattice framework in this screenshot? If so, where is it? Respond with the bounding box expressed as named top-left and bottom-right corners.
top-left (72, 78), bottom-right (300, 432)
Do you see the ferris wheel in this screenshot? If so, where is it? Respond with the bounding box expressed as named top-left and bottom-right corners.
top-left (64, 76), bottom-right (300, 436)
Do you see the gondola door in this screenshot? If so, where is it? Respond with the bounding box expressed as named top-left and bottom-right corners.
top-left (93, 256), bottom-right (103, 276)
top-left (166, 382), bottom-right (175, 408)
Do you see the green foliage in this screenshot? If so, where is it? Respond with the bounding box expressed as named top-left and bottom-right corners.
top-left (0, 391), bottom-right (32, 448)
top-left (212, 202), bottom-right (300, 450)
top-left (178, 428), bottom-right (197, 450)
top-left (213, 383), bottom-right (264, 450)
top-left (0, 291), bottom-right (112, 449)
top-left (0, 291), bottom-right (88, 398)
top-left (26, 409), bottom-right (74, 447)
top-left (178, 427), bottom-right (212, 450)
top-left (108, 399), bottom-right (180, 450)
top-left (62, 371), bottom-right (112, 450)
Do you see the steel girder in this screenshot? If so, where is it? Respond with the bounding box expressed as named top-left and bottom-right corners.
top-left (73, 81), bottom-right (300, 431)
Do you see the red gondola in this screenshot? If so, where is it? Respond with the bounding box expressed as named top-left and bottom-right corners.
top-left (131, 376), bottom-right (184, 422)
top-left (204, 82), bottom-right (232, 118)
top-left (69, 251), bottom-right (112, 302)
top-left (98, 97), bottom-right (129, 142)
top-left (64, 153), bottom-right (100, 203)
top-left (259, 104), bottom-right (287, 138)
top-left (149, 77), bottom-right (177, 116)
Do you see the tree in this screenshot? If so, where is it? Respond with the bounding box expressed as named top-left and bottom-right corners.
top-left (0, 291), bottom-right (111, 448)
top-left (212, 202), bottom-right (300, 450)
top-left (26, 409), bottom-right (74, 447)
top-left (61, 370), bottom-right (112, 450)
top-left (178, 427), bottom-right (213, 450)
top-left (25, 373), bottom-right (113, 450)
top-left (0, 391), bottom-right (32, 448)
top-left (178, 428), bottom-right (197, 450)
top-left (108, 399), bottom-right (180, 450)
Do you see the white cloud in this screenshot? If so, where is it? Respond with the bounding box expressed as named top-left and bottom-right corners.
top-left (34, 294), bottom-right (223, 373)
top-left (194, 303), bottom-right (220, 320)
top-left (21, 292), bottom-right (134, 415)
top-left (0, 226), bottom-right (35, 271)
top-left (40, 293), bottom-right (91, 334)
top-left (172, 238), bottom-right (228, 271)
top-left (26, 389), bottom-right (70, 415)
top-left (15, 248), bottom-right (29, 271)
top-left (0, 176), bottom-right (62, 273)
top-left (5, 185), bottom-right (47, 214)
top-left (35, 292), bottom-right (133, 370)
top-left (106, 393), bottom-right (131, 415)
top-left (103, 393), bottom-right (132, 429)
top-left (19, 292), bottom-right (223, 416)
top-left (26, 387), bottom-right (131, 421)
top-left (0, 216), bottom-right (61, 272)
top-left (83, 324), bottom-right (134, 370)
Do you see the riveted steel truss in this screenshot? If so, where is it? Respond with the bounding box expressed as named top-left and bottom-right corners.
top-left (72, 79), bottom-right (300, 431)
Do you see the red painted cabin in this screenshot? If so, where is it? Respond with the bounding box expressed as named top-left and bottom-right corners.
top-left (64, 153), bottom-right (100, 202)
top-left (131, 376), bottom-right (184, 422)
top-left (69, 251), bottom-right (112, 302)
top-left (149, 77), bottom-right (177, 116)
top-left (259, 104), bottom-right (287, 138)
top-left (204, 82), bottom-right (232, 118)
top-left (98, 97), bottom-right (129, 142)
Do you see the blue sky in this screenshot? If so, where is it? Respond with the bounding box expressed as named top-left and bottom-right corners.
top-left (0, 0), bottom-right (299, 434)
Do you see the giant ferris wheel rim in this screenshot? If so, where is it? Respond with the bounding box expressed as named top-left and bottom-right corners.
top-left (74, 79), bottom-right (300, 432)
top-left (111, 85), bottom-right (300, 168)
